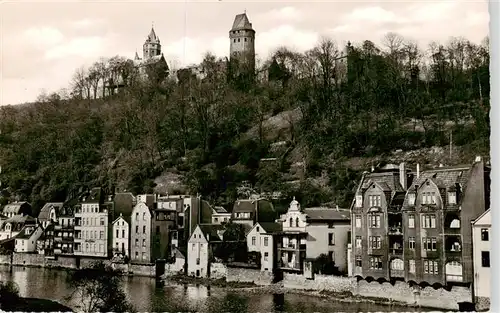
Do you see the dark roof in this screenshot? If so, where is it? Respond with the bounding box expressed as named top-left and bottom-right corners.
top-left (113, 193), bottom-right (136, 223)
top-left (232, 199), bottom-right (277, 223)
top-left (2, 202), bottom-right (30, 214)
top-left (38, 203), bottom-right (64, 221)
top-left (39, 223), bottom-right (55, 240)
top-left (259, 222), bottom-right (282, 233)
top-left (146, 27), bottom-right (159, 42)
top-left (15, 225), bottom-right (39, 239)
top-left (231, 13), bottom-right (254, 31)
top-left (81, 187), bottom-right (103, 204)
top-left (412, 166), bottom-right (471, 190)
top-left (198, 224), bottom-right (225, 242)
top-left (200, 200), bottom-right (213, 224)
top-left (304, 208), bottom-right (350, 221)
top-left (362, 172), bottom-right (404, 192)
top-left (213, 206), bottom-right (228, 214)
top-left (0, 215), bottom-right (36, 231)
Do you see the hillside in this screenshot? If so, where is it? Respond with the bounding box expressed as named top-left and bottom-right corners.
top-left (0, 35), bottom-right (490, 215)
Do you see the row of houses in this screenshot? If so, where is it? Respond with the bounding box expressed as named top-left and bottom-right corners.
top-left (0, 156), bottom-right (491, 306)
top-left (184, 156), bottom-right (491, 307)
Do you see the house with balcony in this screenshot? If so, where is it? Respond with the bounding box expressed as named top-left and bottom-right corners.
top-left (275, 197), bottom-right (308, 273)
top-left (36, 223), bottom-right (55, 256)
top-left (53, 206), bottom-right (75, 256)
top-left (14, 224), bottom-right (43, 253)
top-left (1, 202), bottom-right (32, 219)
top-left (187, 224), bottom-right (225, 278)
top-left (350, 157), bottom-right (490, 288)
top-left (402, 157), bottom-right (489, 286)
top-left (246, 222), bottom-right (282, 272)
top-left (73, 188), bottom-right (112, 258)
top-left (471, 209), bottom-right (490, 311)
top-left (154, 198), bottom-right (180, 261)
top-left (350, 163), bottom-right (412, 281)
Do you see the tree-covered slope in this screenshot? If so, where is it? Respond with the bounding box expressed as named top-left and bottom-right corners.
top-left (0, 34), bottom-right (490, 215)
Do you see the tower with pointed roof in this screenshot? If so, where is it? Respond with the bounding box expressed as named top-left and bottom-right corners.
top-left (143, 26), bottom-right (162, 60)
top-left (229, 12), bottom-right (256, 74)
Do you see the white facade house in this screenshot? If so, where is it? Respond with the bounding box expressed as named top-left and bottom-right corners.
top-left (187, 224), bottom-right (224, 278)
top-left (472, 209), bottom-right (491, 310)
top-left (14, 225), bottom-right (43, 253)
top-left (246, 222), bottom-right (282, 272)
top-left (112, 214), bottom-right (130, 257)
top-left (0, 215), bottom-right (36, 240)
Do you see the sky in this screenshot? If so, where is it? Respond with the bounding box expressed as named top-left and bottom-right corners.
top-left (0, 0), bottom-right (490, 106)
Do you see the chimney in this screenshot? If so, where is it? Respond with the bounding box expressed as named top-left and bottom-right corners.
top-left (399, 162), bottom-right (407, 189)
top-left (475, 156), bottom-right (482, 162)
top-left (416, 164), bottom-right (420, 179)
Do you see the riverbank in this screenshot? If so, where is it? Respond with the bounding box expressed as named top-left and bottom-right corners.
top-left (165, 274), bottom-right (257, 288)
top-left (0, 297), bottom-right (73, 312)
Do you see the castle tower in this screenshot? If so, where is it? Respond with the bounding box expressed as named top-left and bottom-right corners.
top-left (143, 26), bottom-right (161, 60)
top-left (229, 12), bottom-right (256, 74)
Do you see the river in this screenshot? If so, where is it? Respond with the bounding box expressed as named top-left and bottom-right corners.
top-left (0, 265), bottom-right (433, 312)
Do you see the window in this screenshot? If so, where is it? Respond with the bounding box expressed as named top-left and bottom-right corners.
top-left (422, 214), bottom-right (436, 228)
top-left (390, 259), bottom-right (404, 270)
top-left (244, 37), bottom-right (247, 42)
top-left (355, 236), bottom-right (362, 248)
top-left (422, 192), bottom-right (437, 205)
top-left (143, 212), bottom-right (146, 221)
top-left (355, 195), bottom-right (363, 208)
top-left (408, 214), bottom-right (415, 228)
top-left (481, 251), bottom-right (490, 267)
top-left (328, 233), bottom-right (335, 245)
top-left (192, 243), bottom-right (195, 250)
top-left (135, 251), bottom-right (138, 257)
top-left (409, 237), bottom-right (416, 249)
top-left (214, 217), bottom-right (218, 222)
top-left (328, 251), bottom-right (335, 262)
top-left (122, 229), bottom-right (125, 238)
top-left (369, 195), bottom-right (382, 207)
top-left (143, 226), bottom-right (146, 234)
top-left (135, 226), bottom-right (139, 234)
top-left (409, 260), bottom-right (416, 273)
top-left (448, 192), bottom-right (457, 204)
top-left (264, 252), bottom-right (269, 261)
top-left (142, 239), bottom-right (146, 247)
top-left (100, 218), bottom-right (104, 226)
top-left (355, 215), bottom-right (362, 228)
top-left (369, 257), bottom-right (383, 270)
top-left (142, 252), bottom-right (146, 260)
top-left (369, 213), bottom-right (381, 228)
top-left (369, 236), bottom-right (381, 249)
top-left (355, 255), bottom-right (362, 267)
top-left (264, 237), bottom-right (269, 247)
top-left (136, 213), bottom-right (139, 221)
top-left (424, 260), bottom-right (439, 274)
top-left (156, 226), bottom-right (160, 234)
top-left (116, 229), bottom-right (119, 238)
top-left (481, 228), bottom-right (489, 241)
top-left (295, 217), bottom-right (299, 227)
top-left (196, 258), bottom-right (200, 265)
top-left (289, 218), bottom-right (293, 227)
top-left (422, 237), bottom-right (437, 251)
top-left (238, 38), bottom-right (240, 42)
top-left (408, 193), bottom-right (416, 206)
top-left (99, 231), bottom-right (103, 239)
top-left (251, 236), bottom-right (256, 246)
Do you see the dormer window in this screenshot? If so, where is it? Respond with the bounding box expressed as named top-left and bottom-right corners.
top-left (408, 193), bottom-right (416, 206)
top-left (421, 192), bottom-right (436, 205)
top-left (289, 217), bottom-right (293, 227)
top-left (355, 195), bottom-right (363, 208)
top-left (448, 192), bottom-right (457, 205)
top-left (368, 195), bottom-right (381, 207)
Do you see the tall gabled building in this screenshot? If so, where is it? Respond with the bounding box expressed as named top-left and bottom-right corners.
top-left (350, 158), bottom-right (490, 289)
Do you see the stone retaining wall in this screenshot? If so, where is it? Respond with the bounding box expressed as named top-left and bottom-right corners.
top-left (283, 273), bottom-right (472, 311)
top-left (209, 262), bottom-right (227, 279)
top-left (0, 254), bottom-right (12, 265)
top-left (226, 267), bottom-right (273, 285)
top-left (129, 263), bottom-right (156, 277)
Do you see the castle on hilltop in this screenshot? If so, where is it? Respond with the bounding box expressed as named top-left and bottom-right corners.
top-left (106, 12), bottom-right (257, 93)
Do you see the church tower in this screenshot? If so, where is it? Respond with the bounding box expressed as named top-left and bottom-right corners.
top-left (143, 26), bottom-right (161, 60)
top-left (229, 12), bottom-right (256, 74)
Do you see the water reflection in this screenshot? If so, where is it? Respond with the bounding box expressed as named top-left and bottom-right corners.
top-left (0, 265), bottom-right (436, 312)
